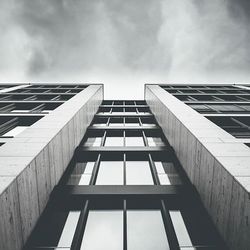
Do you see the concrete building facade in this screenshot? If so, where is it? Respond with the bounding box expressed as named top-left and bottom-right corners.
top-left (145, 84), bottom-right (250, 250)
top-left (0, 83), bottom-right (249, 250)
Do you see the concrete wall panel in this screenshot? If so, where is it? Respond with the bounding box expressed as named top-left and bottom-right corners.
top-left (0, 178), bottom-right (22, 250)
top-left (145, 84), bottom-right (250, 250)
top-left (17, 161), bottom-right (40, 243)
top-left (0, 84), bottom-right (103, 250)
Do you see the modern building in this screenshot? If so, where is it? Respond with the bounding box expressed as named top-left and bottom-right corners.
top-left (0, 83), bottom-right (249, 250)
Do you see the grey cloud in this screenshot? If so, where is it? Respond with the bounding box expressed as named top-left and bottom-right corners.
top-left (1, 0), bottom-right (250, 85)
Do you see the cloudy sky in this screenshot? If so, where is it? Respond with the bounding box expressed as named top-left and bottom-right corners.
top-left (1, 0), bottom-right (250, 98)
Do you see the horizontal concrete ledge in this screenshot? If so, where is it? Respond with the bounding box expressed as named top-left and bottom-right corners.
top-left (145, 84), bottom-right (250, 250)
top-left (0, 84), bottom-right (103, 250)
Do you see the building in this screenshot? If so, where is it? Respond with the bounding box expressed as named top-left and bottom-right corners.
top-left (0, 83), bottom-right (249, 250)
top-left (145, 84), bottom-right (250, 250)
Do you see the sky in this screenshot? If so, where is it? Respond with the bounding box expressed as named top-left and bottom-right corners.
top-left (1, 0), bottom-right (250, 98)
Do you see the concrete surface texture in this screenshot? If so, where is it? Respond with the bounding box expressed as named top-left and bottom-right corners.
top-left (0, 84), bottom-right (103, 250)
top-left (145, 84), bottom-right (250, 250)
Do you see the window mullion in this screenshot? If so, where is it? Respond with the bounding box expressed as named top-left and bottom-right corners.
top-left (71, 200), bottom-right (90, 250)
top-left (123, 199), bottom-right (127, 250)
top-left (160, 200), bottom-right (180, 250)
top-left (148, 153), bottom-right (160, 185)
top-left (123, 152), bottom-right (126, 185)
top-left (101, 131), bottom-right (107, 146)
top-left (142, 130), bottom-right (148, 146)
top-left (89, 154), bottom-right (101, 185)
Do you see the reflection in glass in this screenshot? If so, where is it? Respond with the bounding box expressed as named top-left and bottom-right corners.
top-left (158, 175), bottom-right (171, 185)
top-left (155, 162), bottom-right (170, 185)
top-left (57, 211), bottom-right (80, 248)
top-left (127, 210), bottom-right (169, 250)
top-left (2, 126), bottom-right (27, 137)
top-left (170, 210), bottom-right (192, 247)
top-left (96, 161), bottom-right (123, 185)
top-left (84, 137), bottom-right (102, 147)
top-left (163, 162), bottom-right (182, 185)
top-left (147, 137), bottom-right (164, 146)
top-left (125, 137), bottom-right (144, 146)
top-left (67, 162), bottom-right (95, 185)
top-left (155, 162), bottom-right (182, 185)
top-left (80, 210), bottom-right (123, 250)
top-left (105, 137), bottom-right (124, 146)
top-left (126, 161), bottom-right (154, 185)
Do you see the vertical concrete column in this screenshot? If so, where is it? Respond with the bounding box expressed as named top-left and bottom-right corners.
top-left (145, 84), bottom-right (250, 250)
top-left (0, 84), bottom-right (103, 250)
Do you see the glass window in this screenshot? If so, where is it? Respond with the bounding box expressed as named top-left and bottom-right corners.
top-left (147, 137), bottom-right (164, 146)
top-left (57, 211), bottom-right (81, 248)
top-left (155, 162), bottom-right (170, 185)
top-left (93, 123), bottom-right (106, 127)
top-left (170, 211), bottom-right (192, 247)
top-left (125, 137), bottom-right (144, 146)
top-left (96, 161), bottom-right (123, 185)
top-left (68, 162), bottom-right (95, 185)
top-left (127, 210), bottom-right (169, 250)
top-left (164, 162), bottom-right (182, 185)
top-left (158, 175), bottom-right (171, 185)
top-left (80, 210), bottom-right (123, 250)
top-left (126, 161), bottom-right (154, 185)
top-left (105, 137), bottom-right (124, 146)
top-left (84, 137), bottom-right (102, 147)
top-left (2, 126), bottom-right (27, 137)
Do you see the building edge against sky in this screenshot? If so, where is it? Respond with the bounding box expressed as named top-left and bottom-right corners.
top-left (145, 84), bottom-right (250, 250)
top-left (0, 83), bottom-right (249, 250)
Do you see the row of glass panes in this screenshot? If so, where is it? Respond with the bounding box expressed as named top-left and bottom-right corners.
top-left (92, 117), bottom-right (157, 127)
top-left (0, 116), bottom-right (41, 138)
top-left (0, 103), bottom-right (60, 114)
top-left (30, 206), bottom-right (197, 250)
top-left (1, 126), bottom-right (27, 137)
top-left (161, 85), bottom-right (238, 89)
top-left (98, 108), bottom-right (150, 115)
top-left (176, 94), bottom-right (250, 102)
top-left (189, 104), bottom-right (250, 113)
top-left (11, 88), bottom-right (82, 94)
top-left (67, 160), bottom-right (181, 185)
top-left (207, 117), bottom-right (250, 138)
top-left (102, 100), bottom-right (146, 105)
top-left (166, 89), bottom-right (249, 95)
top-left (55, 209), bottom-right (192, 250)
top-left (26, 84), bottom-right (87, 89)
top-left (84, 135), bottom-right (164, 147)
top-left (208, 116), bottom-right (250, 127)
top-left (0, 94), bottom-right (72, 101)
